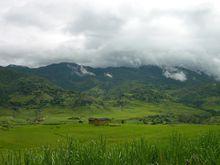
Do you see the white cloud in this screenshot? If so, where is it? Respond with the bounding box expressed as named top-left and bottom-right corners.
top-left (163, 70), bottom-right (187, 82)
top-left (0, 0), bottom-right (220, 79)
top-left (105, 73), bottom-right (113, 78)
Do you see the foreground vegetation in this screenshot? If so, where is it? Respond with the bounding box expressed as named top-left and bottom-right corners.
top-left (0, 131), bottom-right (219, 165)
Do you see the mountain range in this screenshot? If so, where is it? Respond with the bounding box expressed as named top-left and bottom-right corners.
top-left (6, 63), bottom-right (216, 91)
top-left (0, 62), bottom-right (219, 115)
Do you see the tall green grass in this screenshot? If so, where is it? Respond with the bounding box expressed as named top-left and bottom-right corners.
top-left (0, 131), bottom-right (219, 165)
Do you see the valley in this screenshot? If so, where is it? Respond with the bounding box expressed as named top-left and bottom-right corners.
top-left (0, 63), bottom-right (220, 164)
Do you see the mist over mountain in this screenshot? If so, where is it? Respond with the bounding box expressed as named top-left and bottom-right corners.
top-left (0, 0), bottom-right (220, 117)
top-left (5, 62), bottom-right (216, 91)
top-left (1, 0), bottom-right (220, 79)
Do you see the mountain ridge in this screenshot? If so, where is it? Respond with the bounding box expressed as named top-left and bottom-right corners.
top-left (1, 62), bottom-right (219, 111)
top-left (6, 62), bottom-right (217, 92)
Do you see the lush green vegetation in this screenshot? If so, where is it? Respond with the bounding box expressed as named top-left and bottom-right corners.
top-left (0, 63), bottom-right (220, 164)
top-left (1, 64), bottom-right (220, 125)
top-left (0, 101), bottom-right (218, 127)
top-left (0, 130), bottom-right (219, 165)
top-left (0, 124), bottom-right (219, 149)
top-left (1, 64), bottom-right (220, 124)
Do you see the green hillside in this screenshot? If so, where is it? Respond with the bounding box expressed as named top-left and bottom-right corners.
top-left (7, 63), bottom-right (216, 91)
top-left (0, 67), bottom-right (78, 109)
top-left (1, 63), bottom-right (220, 124)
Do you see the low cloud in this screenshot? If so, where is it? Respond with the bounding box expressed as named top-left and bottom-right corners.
top-left (0, 0), bottom-right (220, 79)
top-left (163, 69), bottom-right (187, 82)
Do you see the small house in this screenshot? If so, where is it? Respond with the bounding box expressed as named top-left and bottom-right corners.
top-left (88, 117), bottom-right (111, 126)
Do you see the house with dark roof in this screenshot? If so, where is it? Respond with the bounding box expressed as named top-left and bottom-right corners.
top-left (88, 117), bottom-right (111, 126)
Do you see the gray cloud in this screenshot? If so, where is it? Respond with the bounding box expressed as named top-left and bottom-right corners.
top-left (0, 0), bottom-right (220, 79)
top-left (66, 9), bottom-right (123, 49)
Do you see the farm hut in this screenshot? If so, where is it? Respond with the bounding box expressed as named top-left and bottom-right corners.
top-left (88, 118), bottom-right (111, 126)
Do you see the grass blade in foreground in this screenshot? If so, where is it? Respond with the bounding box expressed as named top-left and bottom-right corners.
top-left (0, 131), bottom-right (219, 165)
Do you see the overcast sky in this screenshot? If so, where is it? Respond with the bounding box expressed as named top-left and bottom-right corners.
top-left (0, 0), bottom-right (220, 78)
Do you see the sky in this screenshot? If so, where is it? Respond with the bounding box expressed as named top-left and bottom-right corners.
top-left (0, 0), bottom-right (220, 79)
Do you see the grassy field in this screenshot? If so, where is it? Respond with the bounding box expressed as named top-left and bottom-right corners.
top-left (0, 102), bottom-right (219, 164)
top-left (0, 125), bottom-right (219, 165)
top-left (0, 101), bottom-right (219, 149)
top-left (0, 101), bottom-right (207, 124)
top-left (0, 124), bottom-right (219, 150)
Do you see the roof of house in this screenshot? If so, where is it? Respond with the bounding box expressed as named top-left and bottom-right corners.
top-left (88, 117), bottom-right (111, 121)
